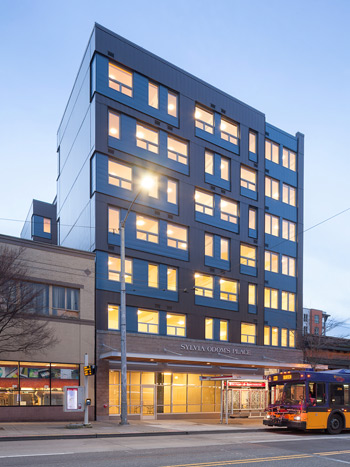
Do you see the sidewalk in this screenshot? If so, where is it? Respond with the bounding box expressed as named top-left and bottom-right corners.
top-left (0, 418), bottom-right (270, 442)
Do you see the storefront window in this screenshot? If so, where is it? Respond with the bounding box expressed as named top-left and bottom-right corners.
top-left (50, 364), bottom-right (79, 406)
top-left (0, 361), bottom-right (19, 406)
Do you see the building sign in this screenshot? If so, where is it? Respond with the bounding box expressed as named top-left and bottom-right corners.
top-left (226, 381), bottom-right (266, 388)
top-left (63, 386), bottom-right (84, 412)
top-left (179, 344), bottom-right (251, 356)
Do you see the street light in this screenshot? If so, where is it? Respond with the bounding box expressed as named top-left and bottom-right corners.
top-left (119, 174), bottom-right (155, 425)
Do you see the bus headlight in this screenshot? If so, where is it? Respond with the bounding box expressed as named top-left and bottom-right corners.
top-left (294, 416), bottom-right (301, 421)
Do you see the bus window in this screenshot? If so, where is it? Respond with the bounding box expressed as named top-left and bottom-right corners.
top-left (345, 384), bottom-right (350, 406)
top-left (308, 382), bottom-right (325, 406)
top-left (330, 383), bottom-right (344, 406)
top-left (270, 384), bottom-right (284, 404)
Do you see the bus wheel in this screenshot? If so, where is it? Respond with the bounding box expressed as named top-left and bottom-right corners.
top-left (327, 414), bottom-right (343, 434)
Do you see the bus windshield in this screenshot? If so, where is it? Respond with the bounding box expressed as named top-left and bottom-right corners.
top-left (270, 382), bottom-right (305, 406)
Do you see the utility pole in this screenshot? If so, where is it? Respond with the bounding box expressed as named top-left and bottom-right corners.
top-left (84, 353), bottom-right (89, 426)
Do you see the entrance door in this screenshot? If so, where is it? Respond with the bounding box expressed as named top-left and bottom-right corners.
top-left (141, 385), bottom-right (156, 419)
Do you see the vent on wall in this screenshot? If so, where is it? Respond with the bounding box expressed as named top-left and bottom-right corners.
top-left (167, 125), bottom-right (173, 131)
top-left (107, 51), bottom-right (114, 58)
top-left (168, 214), bottom-right (173, 219)
top-left (108, 148), bottom-right (114, 154)
top-left (221, 108), bottom-right (226, 114)
top-left (265, 131), bottom-right (270, 136)
top-left (108, 245), bottom-right (115, 251)
top-left (155, 304), bottom-right (161, 309)
top-left (210, 103), bottom-right (216, 109)
top-left (221, 189), bottom-right (226, 194)
top-left (154, 210), bottom-right (160, 216)
top-left (166, 306), bottom-right (173, 310)
top-left (155, 120), bottom-right (160, 125)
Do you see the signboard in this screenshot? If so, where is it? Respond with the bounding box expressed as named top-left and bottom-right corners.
top-left (226, 381), bottom-right (266, 388)
top-left (63, 386), bottom-right (84, 412)
top-left (83, 365), bottom-right (96, 376)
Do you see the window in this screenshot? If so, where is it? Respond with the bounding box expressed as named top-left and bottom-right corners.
top-left (108, 111), bottom-right (120, 138)
top-left (167, 313), bottom-right (186, 336)
top-left (265, 140), bottom-right (279, 164)
top-left (249, 207), bottom-right (257, 230)
top-left (137, 309), bottom-right (158, 334)
top-left (330, 384), bottom-right (345, 406)
top-left (167, 223), bottom-right (188, 250)
top-left (241, 167), bottom-right (257, 192)
top-left (205, 151), bottom-right (214, 175)
top-left (205, 318), bottom-right (213, 340)
top-left (314, 327), bottom-right (319, 335)
top-left (282, 291), bottom-right (295, 312)
top-left (195, 105), bottom-right (214, 133)
top-left (282, 183), bottom-right (296, 206)
top-left (289, 330), bottom-right (295, 347)
top-left (148, 82), bottom-right (159, 108)
top-left (265, 251), bottom-right (279, 273)
top-left (282, 255), bottom-right (296, 276)
top-left (52, 287), bottom-right (79, 313)
top-left (220, 238), bottom-right (229, 261)
top-left (167, 267), bottom-right (177, 291)
top-left (136, 124), bottom-right (159, 153)
top-left (108, 207), bottom-right (120, 234)
top-left (265, 213), bottom-right (279, 236)
top-left (136, 215), bottom-right (159, 243)
top-left (205, 150), bottom-right (230, 181)
top-left (205, 233), bottom-right (213, 256)
top-left (264, 287), bottom-right (278, 309)
top-left (220, 117), bottom-right (239, 145)
top-left (241, 323), bottom-right (256, 344)
top-left (108, 160), bottom-right (132, 190)
top-left (248, 284), bottom-right (257, 306)
top-left (264, 326), bottom-right (270, 345)
top-left (220, 278), bottom-right (238, 302)
top-left (195, 273), bottom-right (213, 298)
top-left (43, 218), bottom-right (51, 234)
top-left (265, 177), bottom-right (279, 200)
top-left (282, 147), bottom-right (296, 171)
top-left (195, 190), bottom-right (214, 216)
top-left (167, 91), bottom-right (178, 117)
top-left (108, 305), bottom-right (119, 330)
top-left (249, 131), bottom-right (257, 154)
top-left (220, 158), bottom-right (229, 181)
top-left (167, 136), bottom-right (188, 165)
top-left (240, 244), bottom-right (256, 268)
top-left (314, 315), bottom-right (320, 324)
top-left (272, 327), bottom-right (278, 346)
top-left (148, 176), bottom-right (158, 199)
top-left (148, 264), bottom-right (159, 288)
top-left (108, 62), bottom-right (133, 96)
top-left (282, 219), bottom-right (296, 242)
top-left (220, 198), bottom-right (238, 224)
top-left (220, 321), bottom-right (228, 341)
top-left (281, 328), bottom-right (288, 347)
top-left (108, 256), bottom-right (132, 283)
top-left (304, 314), bottom-right (308, 322)
top-left (167, 179), bottom-right (178, 205)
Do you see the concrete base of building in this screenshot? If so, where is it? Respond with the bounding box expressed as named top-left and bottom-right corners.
top-left (0, 406), bottom-right (95, 422)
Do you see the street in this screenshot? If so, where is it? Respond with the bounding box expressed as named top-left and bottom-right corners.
top-left (1, 429), bottom-right (350, 466)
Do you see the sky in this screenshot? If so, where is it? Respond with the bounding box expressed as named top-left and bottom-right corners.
top-left (0, 0), bottom-right (349, 331)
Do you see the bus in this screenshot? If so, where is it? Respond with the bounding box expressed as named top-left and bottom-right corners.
top-left (263, 369), bottom-right (350, 434)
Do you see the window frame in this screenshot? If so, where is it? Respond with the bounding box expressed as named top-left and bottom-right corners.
top-left (136, 215), bottom-right (159, 243)
top-left (264, 287), bottom-right (278, 309)
top-left (241, 322), bottom-right (256, 344)
top-left (282, 219), bottom-right (296, 242)
top-left (195, 189), bottom-right (214, 216)
top-left (167, 223), bottom-right (188, 250)
top-left (241, 166), bottom-right (257, 192)
top-left (265, 213), bottom-right (279, 237)
top-left (265, 250), bottom-right (279, 273)
top-left (108, 159), bottom-right (132, 190)
top-left (265, 139), bottom-right (279, 164)
top-left (166, 313), bottom-right (186, 337)
top-left (282, 183), bottom-right (297, 206)
top-left (195, 273), bottom-right (214, 298)
top-left (148, 82), bottom-right (159, 109)
top-left (282, 147), bottom-right (296, 171)
top-left (265, 176), bottom-right (280, 200)
top-left (240, 244), bottom-right (257, 268)
top-left (108, 62), bottom-right (133, 97)
top-left (167, 135), bottom-right (188, 165)
top-left (137, 309), bottom-right (159, 334)
top-left (136, 123), bottom-right (159, 153)
top-left (219, 278), bottom-right (238, 302)
top-left (220, 117), bottom-right (239, 145)
top-left (195, 105), bottom-right (214, 134)
top-left (220, 198), bottom-right (238, 224)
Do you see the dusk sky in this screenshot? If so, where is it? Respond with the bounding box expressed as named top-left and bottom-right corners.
top-left (1, 0), bottom-right (349, 330)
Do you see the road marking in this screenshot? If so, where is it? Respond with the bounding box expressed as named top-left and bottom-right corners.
top-left (0, 452), bottom-right (75, 459)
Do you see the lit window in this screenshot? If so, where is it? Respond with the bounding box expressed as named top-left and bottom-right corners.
top-left (136, 124), bottom-right (159, 153)
top-left (282, 147), bottom-right (296, 171)
top-left (108, 111), bottom-right (120, 138)
top-left (265, 176), bottom-right (279, 200)
top-left (167, 136), bottom-right (188, 165)
top-left (108, 256), bottom-right (132, 283)
top-left (282, 291), bottom-right (295, 312)
top-left (271, 327), bottom-right (278, 346)
top-left (205, 233), bottom-right (214, 257)
top-left (205, 151), bottom-right (214, 175)
top-left (167, 91), bottom-right (178, 117)
top-left (205, 318), bottom-right (213, 340)
top-left (264, 326), bottom-right (270, 345)
top-left (282, 219), bottom-right (296, 242)
top-left (136, 215), bottom-right (159, 243)
top-left (195, 273), bottom-right (214, 298)
top-left (265, 213), bottom-right (279, 237)
top-left (195, 105), bottom-right (214, 134)
top-left (220, 278), bottom-right (238, 302)
top-left (108, 305), bottom-right (119, 330)
top-left (220, 198), bottom-right (238, 224)
top-left (248, 284), bottom-right (256, 306)
top-left (220, 117), bottom-right (239, 145)
top-left (167, 313), bottom-right (186, 336)
top-left (167, 223), bottom-right (188, 250)
top-left (281, 328), bottom-right (288, 347)
top-left (249, 131), bottom-right (257, 154)
top-left (43, 218), bottom-right (51, 234)
top-left (241, 167), bottom-right (257, 192)
top-left (137, 309), bottom-right (158, 334)
top-left (108, 160), bottom-right (132, 190)
top-left (220, 320), bottom-right (228, 341)
top-left (220, 238), bottom-right (229, 261)
top-left (282, 183), bottom-right (296, 206)
top-left (167, 267), bottom-right (177, 291)
top-left (281, 255), bottom-right (296, 277)
top-left (147, 176), bottom-right (158, 199)
top-left (289, 330), bottom-right (295, 347)
top-left (148, 82), bottom-right (159, 109)
top-left (240, 244), bottom-right (256, 268)
top-left (241, 323), bottom-right (256, 344)
top-left (265, 251), bottom-right (279, 273)
top-left (167, 179), bottom-right (178, 205)
top-left (108, 206), bottom-right (120, 234)
top-left (264, 287), bottom-right (278, 309)
top-left (148, 264), bottom-right (159, 288)
top-left (220, 157), bottom-right (230, 181)
top-left (195, 189), bottom-right (214, 216)
top-left (249, 207), bottom-right (257, 230)
top-left (265, 140), bottom-right (279, 164)
top-left (108, 63), bottom-right (133, 97)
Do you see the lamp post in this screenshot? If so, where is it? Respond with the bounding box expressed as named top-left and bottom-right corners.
top-left (119, 175), bottom-right (154, 425)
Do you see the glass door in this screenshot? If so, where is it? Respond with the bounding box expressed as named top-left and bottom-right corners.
top-left (141, 385), bottom-right (156, 419)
